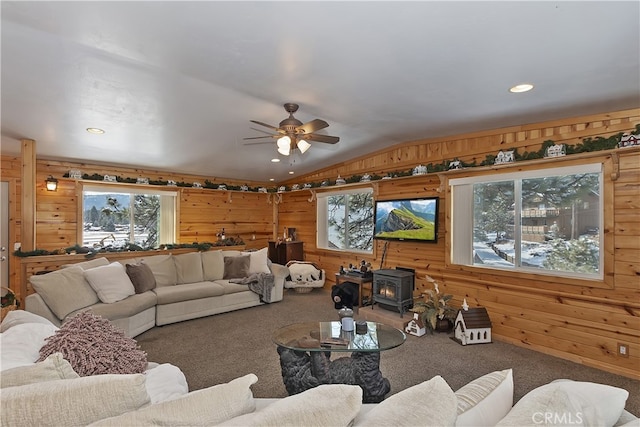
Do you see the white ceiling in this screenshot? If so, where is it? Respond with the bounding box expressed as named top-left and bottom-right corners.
top-left (1, 1), bottom-right (639, 183)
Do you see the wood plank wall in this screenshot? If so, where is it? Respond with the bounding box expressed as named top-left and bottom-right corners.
top-left (1, 108), bottom-right (638, 379)
top-left (278, 108), bottom-right (640, 379)
top-left (0, 157), bottom-right (275, 298)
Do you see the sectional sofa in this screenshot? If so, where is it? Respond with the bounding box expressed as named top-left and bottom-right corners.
top-left (24, 248), bottom-right (288, 337)
top-left (1, 310), bottom-right (637, 426)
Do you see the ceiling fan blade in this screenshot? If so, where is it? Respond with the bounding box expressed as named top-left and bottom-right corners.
top-left (243, 140), bottom-right (275, 146)
top-left (297, 119), bottom-right (329, 134)
top-left (249, 120), bottom-right (280, 131)
top-left (305, 134), bottom-right (340, 144)
top-left (243, 135), bottom-right (276, 140)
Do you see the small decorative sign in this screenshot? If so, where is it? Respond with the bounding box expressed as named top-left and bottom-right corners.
top-left (360, 174), bottom-right (371, 182)
top-left (494, 150), bottom-right (515, 165)
top-left (544, 144), bottom-right (566, 158)
top-left (258, 187), bottom-right (268, 193)
top-left (69, 169), bottom-right (82, 179)
top-left (137, 177), bottom-right (149, 185)
top-left (277, 186), bottom-right (286, 193)
top-left (240, 184), bottom-right (249, 191)
top-left (218, 184), bottom-right (226, 190)
top-left (167, 180), bottom-right (177, 186)
top-left (103, 175), bottom-right (117, 182)
top-left (291, 184), bottom-right (300, 190)
top-left (303, 183), bottom-right (312, 189)
top-left (192, 181), bottom-right (202, 188)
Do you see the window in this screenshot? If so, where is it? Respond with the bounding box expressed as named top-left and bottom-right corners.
top-left (82, 185), bottom-right (177, 249)
top-left (317, 188), bottom-right (374, 253)
top-left (450, 163), bottom-right (602, 279)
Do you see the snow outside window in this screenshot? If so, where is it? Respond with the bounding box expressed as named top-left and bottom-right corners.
top-left (317, 188), bottom-right (374, 253)
top-left (82, 185), bottom-right (177, 249)
top-left (450, 163), bottom-right (603, 280)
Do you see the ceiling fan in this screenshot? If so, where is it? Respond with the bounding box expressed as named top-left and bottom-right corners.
top-left (244, 103), bottom-right (340, 156)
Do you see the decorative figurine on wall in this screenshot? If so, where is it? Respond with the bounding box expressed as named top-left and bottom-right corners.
top-left (494, 150), bottom-right (515, 165)
top-left (619, 133), bottom-right (640, 148)
top-left (544, 144), bottom-right (566, 158)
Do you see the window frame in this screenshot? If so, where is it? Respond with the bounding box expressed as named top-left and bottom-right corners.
top-left (316, 186), bottom-right (374, 254)
top-left (78, 182), bottom-right (178, 248)
top-left (446, 156), bottom-right (614, 289)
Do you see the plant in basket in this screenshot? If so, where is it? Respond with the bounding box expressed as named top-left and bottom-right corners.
top-left (410, 275), bottom-right (456, 333)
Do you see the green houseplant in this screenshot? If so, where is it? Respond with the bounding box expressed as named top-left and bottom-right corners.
top-left (410, 276), bottom-right (457, 333)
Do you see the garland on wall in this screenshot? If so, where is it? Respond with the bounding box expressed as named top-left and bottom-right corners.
top-left (13, 237), bottom-right (245, 259)
top-left (61, 126), bottom-right (639, 193)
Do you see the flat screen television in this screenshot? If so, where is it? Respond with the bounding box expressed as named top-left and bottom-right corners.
top-left (373, 197), bottom-right (439, 243)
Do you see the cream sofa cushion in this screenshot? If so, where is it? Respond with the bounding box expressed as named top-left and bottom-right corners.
top-left (0, 322), bottom-right (59, 371)
top-left (84, 262), bottom-right (136, 304)
top-left (0, 309), bottom-right (55, 333)
top-left (91, 373), bottom-right (258, 426)
top-left (1, 353), bottom-right (78, 388)
top-left (354, 375), bottom-right (457, 427)
top-left (220, 383), bottom-right (362, 426)
top-left (202, 250), bottom-right (225, 280)
top-left (455, 368), bottom-right (513, 426)
top-left (139, 254), bottom-right (177, 287)
top-left (61, 257), bottom-right (110, 270)
top-left (29, 266), bottom-right (99, 320)
top-left (496, 380), bottom-right (629, 427)
top-left (1, 374), bottom-right (149, 427)
top-left (174, 252), bottom-right (204, 284)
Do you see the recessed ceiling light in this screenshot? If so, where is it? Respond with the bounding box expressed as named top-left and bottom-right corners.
top-left (86, 127), bottom-right (105, 134)
top-left (271, 158), bottom-right (280, 163)
top-left (269, 178), bottom-right (275, 182)
top-left (289, 171), bottom-right (294, 175)
top-left (509, 83), bottom-right (534, 93)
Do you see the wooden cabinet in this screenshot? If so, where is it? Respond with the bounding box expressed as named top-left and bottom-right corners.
top-left (268, 241), bottom-right (303, 265)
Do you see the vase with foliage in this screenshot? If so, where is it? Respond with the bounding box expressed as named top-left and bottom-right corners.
top-left (410, 276), bottom-right (457, 333)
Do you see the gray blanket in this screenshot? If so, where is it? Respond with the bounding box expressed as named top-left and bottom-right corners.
top-left (230, 273), bottom-right (276, 303)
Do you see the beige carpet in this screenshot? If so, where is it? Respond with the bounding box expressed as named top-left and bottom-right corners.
top-left (136, 288), bottom-right (639, 415)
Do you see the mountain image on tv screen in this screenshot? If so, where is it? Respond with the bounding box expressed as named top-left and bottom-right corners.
top-left (374, 198), bottom-right (438, 241)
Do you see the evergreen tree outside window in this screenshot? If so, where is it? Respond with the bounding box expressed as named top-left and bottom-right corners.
top-left (82, 185), bottom-right (177, 249)
top-left (451, 163), bottom-right (602, 279)
top-left (317, 189), bottom-right (374, 253)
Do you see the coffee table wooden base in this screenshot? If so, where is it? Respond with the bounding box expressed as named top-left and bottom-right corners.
top-left (277, 346), bottom-right (391, 403)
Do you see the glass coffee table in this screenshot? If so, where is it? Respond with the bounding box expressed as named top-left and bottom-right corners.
top-left (273, 321), bottom-right (406, 402)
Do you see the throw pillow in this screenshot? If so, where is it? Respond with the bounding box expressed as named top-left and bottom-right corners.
top-left (455, 368), bottom-right (513, 426)
top-left (38, 310), bottom-right (148, 376)
top-left (173, 252), bottom-right (205, 284)
top-left (91, 373), bottom-right (258, 426)
top-left (223, 255), bottom-right (251, 280)
top-left (1, 374), bottom-right (149, 427)
top-left (353, 375), bottom-right (457, 427)
top-left (126, 262), bottom-right (157, 293)
top-left (496, 380), bottom-right (629, 427)
top-left (84, 262), bottom-right (136, 303)
top-left (1, 353), bottom-right (78, 388)
top-left (241, 248), bottom-right (271, 275)
top-left (219, 383), bottom-right (362, 427)
top-left (29, 266), bottom-right (99, 320)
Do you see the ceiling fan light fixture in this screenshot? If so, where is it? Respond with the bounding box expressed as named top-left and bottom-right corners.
top-left (509, 83), bottom-right (534, 93)
top-left (297, 139), bottom-right (311, 154)
top-left (277, 136), bottom-right (291, 155)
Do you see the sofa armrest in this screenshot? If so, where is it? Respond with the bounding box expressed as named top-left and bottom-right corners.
top-left (24, 293), bottom-right (63, 327)
top-left (268, 263), bottom-right (289, 302)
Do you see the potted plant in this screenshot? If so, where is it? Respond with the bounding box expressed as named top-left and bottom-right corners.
top-left (410, 275), bottom-right (457, 333)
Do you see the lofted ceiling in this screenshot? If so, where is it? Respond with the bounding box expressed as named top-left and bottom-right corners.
top-left (1, 1), bottom-right (639, 183)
